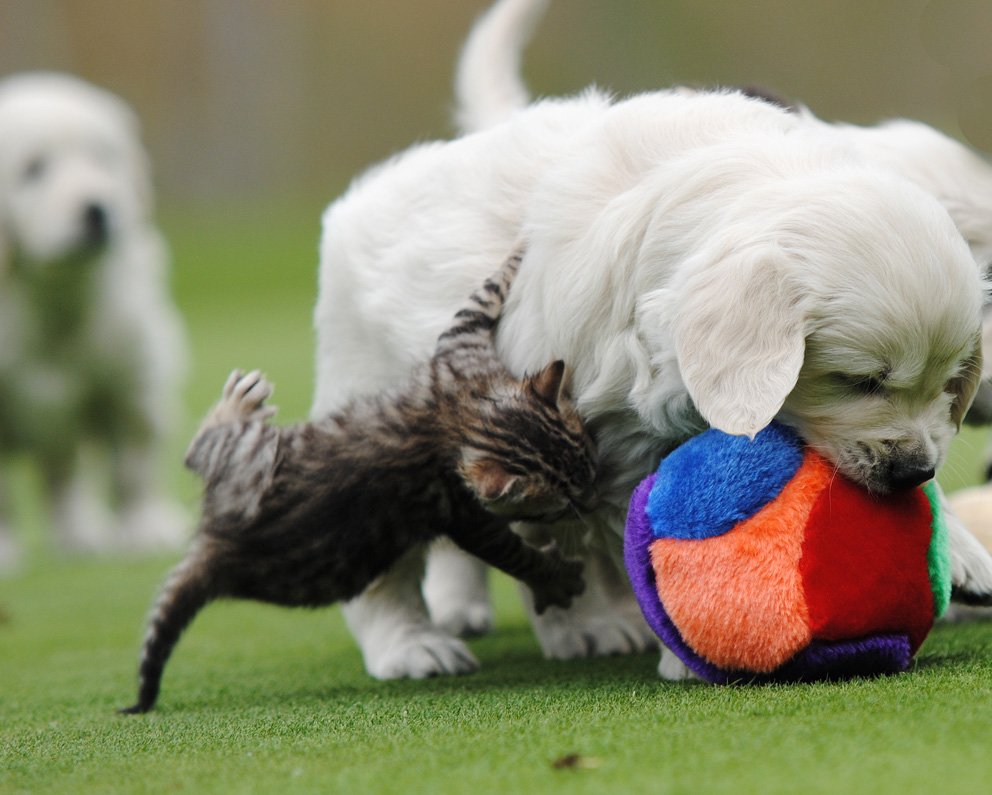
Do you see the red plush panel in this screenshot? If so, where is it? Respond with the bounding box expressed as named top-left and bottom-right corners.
top-left (799, 462), bottom-right (935, 653)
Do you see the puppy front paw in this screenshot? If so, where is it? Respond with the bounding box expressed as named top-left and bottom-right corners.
top-left (529, 549), bottom-right (585, 614)
top-left (951, 585), bottom-right (992, 607)
top-left (658, 646), bottom-right (700, 681)
top-left (946, 496), bottom-right (992, 606)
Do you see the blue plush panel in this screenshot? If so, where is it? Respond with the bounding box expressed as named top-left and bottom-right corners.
top-left (646, 421), bottom-right (804, 539)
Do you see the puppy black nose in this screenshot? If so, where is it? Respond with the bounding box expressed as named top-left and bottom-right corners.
top-left (886, 463), bottom-right (936, 491)
top-left (82, 202), bottom-right (109, 246)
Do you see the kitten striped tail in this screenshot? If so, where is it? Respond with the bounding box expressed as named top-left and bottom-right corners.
top-left (119, 552), bottom-right (214, 714)
top-left (434, 246), bottom-right (523, 356)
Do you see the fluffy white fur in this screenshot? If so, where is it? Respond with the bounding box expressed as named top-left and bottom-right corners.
top-left (311, 0), bottom-right (992, 680)
top-left (807, 116), bottom-right (992, 268)
top-left (0, 73), bottom-right (187, 568)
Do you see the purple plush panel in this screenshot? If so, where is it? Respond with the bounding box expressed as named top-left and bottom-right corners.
top-left (624, 473), bottom-right (914, 684)
top-left (625, 474), bottom-right (728, 681)
top-left (768, 635), bottom-right (913, 684)
top-left (625, 475), bottom-right (677, 646)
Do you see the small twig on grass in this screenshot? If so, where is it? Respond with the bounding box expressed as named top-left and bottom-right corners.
top-left (552, 753), bottom-right (602, 770)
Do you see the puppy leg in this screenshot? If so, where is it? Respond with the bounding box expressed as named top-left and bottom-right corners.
top-left (943, 485), bottom-right (992, 606)
top-left (658, 645), bottom-right (699, 681)
top-left (423, 538), bottom-right (494, 637)
top-left (520, 556), bottom-right (654, 658)
top-left (514, 523), bottom-right (657, 658)
top-left (342, 544), bottom-right (480, 679)
top-left (944, 483), bottom-right (992, 620)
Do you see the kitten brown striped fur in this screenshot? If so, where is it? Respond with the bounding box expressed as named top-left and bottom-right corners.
top-left (121, 250), bottom-right (595, 713)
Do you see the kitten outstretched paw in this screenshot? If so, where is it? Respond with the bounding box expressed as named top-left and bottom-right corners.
top-left (529, 544), bottom-right (585, 614)
top-left (212, 369), bottom-right (277, 425)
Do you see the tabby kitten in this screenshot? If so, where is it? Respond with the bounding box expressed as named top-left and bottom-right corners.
top-left (121, 250), bottom-right (597, 713)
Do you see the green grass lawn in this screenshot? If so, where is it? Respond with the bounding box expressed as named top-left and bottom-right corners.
top-left (3, 203), bottom-right (992, 794)
top-left (3, 558), bottom-right (992, 794)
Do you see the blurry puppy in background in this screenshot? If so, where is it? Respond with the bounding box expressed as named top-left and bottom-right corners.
top-left (0, 72), bottom-right (187, 569)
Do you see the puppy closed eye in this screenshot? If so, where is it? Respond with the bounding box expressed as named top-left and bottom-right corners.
top-left (832, 372), bottom-right (887, 396)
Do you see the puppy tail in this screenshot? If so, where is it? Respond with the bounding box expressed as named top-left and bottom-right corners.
top-left (453, 0), bottom-right (549, 134)
top-left (119, 549), bottom-right (215, 714)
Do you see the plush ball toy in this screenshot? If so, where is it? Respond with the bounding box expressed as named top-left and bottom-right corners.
top-left (624, 422), bottom-right (950, 684)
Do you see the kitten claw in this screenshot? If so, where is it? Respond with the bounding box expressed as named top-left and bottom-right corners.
top-left (222, 369), bottom-right (244, 399)
top-left (215, 369), bottom-right (277, 424)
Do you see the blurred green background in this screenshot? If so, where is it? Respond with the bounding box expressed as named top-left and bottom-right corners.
top-left (4, 0), bottom-right (991, 209)
top-left (2, 0), bottom-right (991, 531)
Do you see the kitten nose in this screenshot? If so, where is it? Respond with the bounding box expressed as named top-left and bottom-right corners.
top-left (886, 462), bottom-right (936, 491)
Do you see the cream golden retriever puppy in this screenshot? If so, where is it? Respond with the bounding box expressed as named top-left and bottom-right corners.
top-left (433, 0), bottom-right (992, 646)
top-left (311, 2), bottom-right (992, 680)
top-left (0, 73), bottom-right (187, 569)
top-left (438, 0), bottom-right (992, 630)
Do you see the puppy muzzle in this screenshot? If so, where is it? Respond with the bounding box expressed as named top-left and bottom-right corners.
top-left (883, 460), bottom-right (936, 492)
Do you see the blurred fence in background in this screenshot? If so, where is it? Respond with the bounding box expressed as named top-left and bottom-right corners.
top-left (1, 0), bottom-right (989, 206)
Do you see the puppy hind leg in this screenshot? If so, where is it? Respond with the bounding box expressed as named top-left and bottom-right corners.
top-left (343, 544), bottom-right (479, 680)
top-left (423, 537), bottom-right (494, 637)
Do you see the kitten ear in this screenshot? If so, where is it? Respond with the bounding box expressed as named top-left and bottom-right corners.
top-left (528, 360), bottom-right (567, 406)
top-left (465, 458), bottom-right (520, 501)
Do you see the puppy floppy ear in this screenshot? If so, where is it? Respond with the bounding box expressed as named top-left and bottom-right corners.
top-left (949, 332), bottom-right (983, 430)
top-left (673, 247), bottom-right (806, 438)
